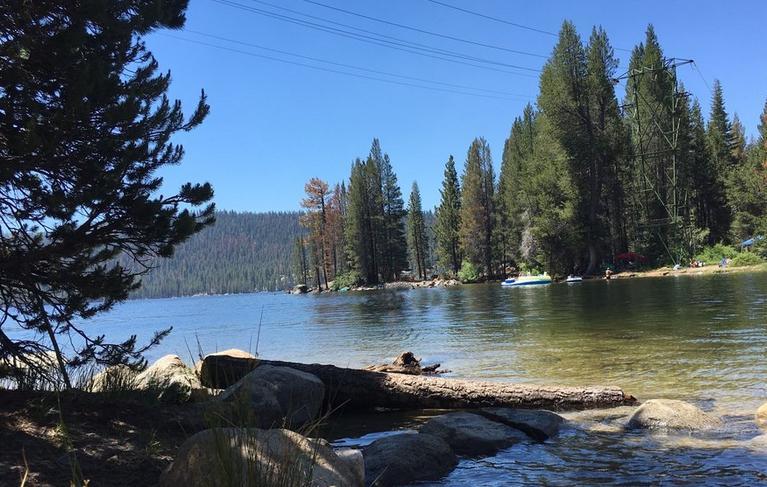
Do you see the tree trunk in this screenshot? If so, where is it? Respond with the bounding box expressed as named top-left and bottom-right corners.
top-left (203, 357), bottom-right (635, 411)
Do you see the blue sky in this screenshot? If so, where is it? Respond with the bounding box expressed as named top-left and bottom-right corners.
top-left (147, 0), bottom-right (767, 212)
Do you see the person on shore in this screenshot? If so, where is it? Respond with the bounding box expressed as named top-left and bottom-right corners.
top-left (720, 257), bottom-right (727, 269)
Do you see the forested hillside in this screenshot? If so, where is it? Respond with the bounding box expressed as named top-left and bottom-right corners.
top-left (132, 211), bottom-right (302, 298)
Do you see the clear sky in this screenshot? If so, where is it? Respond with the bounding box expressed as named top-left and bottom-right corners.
top-left (146, 0), bottom-right (767, 212)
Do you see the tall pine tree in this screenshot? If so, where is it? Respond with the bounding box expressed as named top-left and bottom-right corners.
top-left (407, 182), bottom-right (429, 280)
top-left (459, 137), bottom-right (495, 277)
top-left (434, 155), bottom-right (462, 275)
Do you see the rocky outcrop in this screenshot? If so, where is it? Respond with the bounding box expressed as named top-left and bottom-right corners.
top-left (363, 433), bottom-right (456, 487)
top-left (627, 399), bottom-right (723, 431)
top-left (756, 402), bottom-right (767, 428)
top-left (419, 412), bottom-right (528, 456)
top-left (159, 428), bottom-right (362, 487)
top-left (198, 348), bottom-right (258, 388)
top-left (135, 354), bottom-right (201, 403)
top-left (479, 408), bottom-right (565, 441)
top-left (215, 365), bottom-right (325, 429)
top-left (87, 364), bottom-right (137, 392)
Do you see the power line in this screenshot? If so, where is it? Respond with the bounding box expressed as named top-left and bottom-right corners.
top-left (425, 0), bottom-right (633, 53)
top-left (159, 33), bottom-right (531, 101)
top-left (212, 0), bottom-right (541, 77)
top-left (691, 61), bottom-right (713, 96)
top-left (249, 0), bottom-right (546, 61)
top-left (300, 0), bottom-right (549, 59)
top-left (181, 29), bottom-right (533, 98)
top-left (426, 0), bottom-right (557, 37)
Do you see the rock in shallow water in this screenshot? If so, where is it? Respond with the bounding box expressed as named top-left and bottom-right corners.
top-left (419, 411), bottom-right (528, 456)
top-left (480, 408), bottom-right (565, 441)
top-left (362, 432), bottom-right (456, 487)
top-left (627, 399), bottom-right (723, 431)
top-left (160, 428), bottom-right (361, 487)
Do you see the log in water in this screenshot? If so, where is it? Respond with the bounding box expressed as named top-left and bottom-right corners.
top-left (207, 357), bottom-right (635, 411)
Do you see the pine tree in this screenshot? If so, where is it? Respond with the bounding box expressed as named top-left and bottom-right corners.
top-left (300, 178), bottom-right (331, 290)
top-left (291, 236), bottom-right (309, 285)
top-left (434, 155), bottom-right (462, 275)
top-left (407, 182), bottom-right (429, 280)
top-left (538, 22), bottom-right (623, 273)
top-left (459, 137), bottom-right (495, 277)
top-left (706, 80), bottom-right (734, 242)
top-left (498, 105), bottom-right (537, 274)
top-left (380, 152), bottom-right (408, 281)
top-left (0, 0), bottom-right (215, 386)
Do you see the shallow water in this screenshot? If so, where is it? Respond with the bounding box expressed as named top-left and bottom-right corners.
top-left (31, 271), bottom-right (767, 483)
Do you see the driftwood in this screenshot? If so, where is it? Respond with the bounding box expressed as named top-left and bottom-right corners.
top-left (365, 352), bottom-right (448, 375)
top-left (252, 359), bottom-right (635, 411)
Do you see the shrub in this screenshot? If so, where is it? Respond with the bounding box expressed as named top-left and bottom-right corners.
top-left (730, 252), bottom-right (765, 267)
top-left (694, 244), bottom-right (739, 265)
top-left (330, 271), bottom-right (362, 291)
top-left (457, 261), bottom-right (480, 283)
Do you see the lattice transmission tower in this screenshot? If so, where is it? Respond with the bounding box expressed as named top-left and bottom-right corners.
top-left (615, 58), bottom-right (695, 264)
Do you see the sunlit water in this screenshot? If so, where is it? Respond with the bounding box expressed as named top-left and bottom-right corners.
top-left (25, 272), bottom-right (767, 484)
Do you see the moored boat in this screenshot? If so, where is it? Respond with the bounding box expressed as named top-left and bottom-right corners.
top-left (566, 275), bottom-right (583, 283)
top-left (502, 273), bottom-right (552, 286)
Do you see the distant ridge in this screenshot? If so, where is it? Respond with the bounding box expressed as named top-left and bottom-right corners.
top-left (132, 211), bottom-right (302, 298)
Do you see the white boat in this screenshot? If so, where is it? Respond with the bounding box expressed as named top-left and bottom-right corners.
top-left (565, 275), bottom-right (583, 283)
top-left (502, 274), bottom-right (552, 287)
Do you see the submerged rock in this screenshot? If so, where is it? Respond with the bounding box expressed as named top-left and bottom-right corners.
top-left (362, 432), bottom-right (456, 487)
top-left (135, 354), bottom-right (200, 404)
top-left (159, 428), bottom-right (361, 487)
top-left (419, 411), bottom-right (528, 456)
top-left (756, 402), bottom-right (767, 428)
top-left (216, 365), bottom-right (324, 429)
top-left (627, 399), bottom-right (723, 431)
top-left (480, 408), bottom-right (565, 441)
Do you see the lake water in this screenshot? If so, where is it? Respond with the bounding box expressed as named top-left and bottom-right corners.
top-left (81, 272), bottom-right (767, 484)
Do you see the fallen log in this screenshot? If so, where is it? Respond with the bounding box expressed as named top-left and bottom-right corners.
top-left (253, 359), bottom-right (635, 411)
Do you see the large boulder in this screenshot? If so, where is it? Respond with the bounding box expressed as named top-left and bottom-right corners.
top-left (198, 348), bottom-right (259, 388)
top-left (419, 412), bottom-right (528, 456)
top-left (480, 408), bottom-right (565, 441)
top-left (216, 365), bottom-right (325, 429)
top-left (135, 354), bottom-right (201, 403)
top-left (363, 432), bottom-right (456, 487)
top-left (159, 428), bottom-right (362, 487)
top-left (627, 399), bottom-right (723, 431)
top-left (756, 402), bottom-right (767, 428)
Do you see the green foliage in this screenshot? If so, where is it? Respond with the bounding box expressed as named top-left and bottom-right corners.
top-left (406, 182), bottom-right (429, 280)
top-left (694, 244), bottom-right (739, 264)
top-left (730, 252), bottom-right (765, 267)
top-left (0, 0), bottom-right (214, 385)
top-left (435, 156), bottom-right (462, 276)
top-left (457, 260), bottom-right (480, 283)
top-left (459, 138), bottom-right (495, 276)
top-left (330, 271), bottom-right (362, 291)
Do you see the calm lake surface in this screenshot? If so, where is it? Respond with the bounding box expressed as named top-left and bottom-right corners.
top-left (87, 272), bottom-right (767, 484)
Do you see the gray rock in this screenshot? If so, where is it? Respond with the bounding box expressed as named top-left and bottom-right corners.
top-left (159, 428), bottom-right (361, 487)
top-left (135, 354), bottom-right (201, 404)
top-left (217, 365), bottom-right (325, 428)
top-left (627, 399), bottom-right (723, 431)
top-left (334, 448), bottom-right (365, 486)
top-left (419, 411), bottom-right (528, 456)
top-left (363, 432), bottom-right (456, 487)
top-left (480, 408), bottom-right (565, 440)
